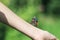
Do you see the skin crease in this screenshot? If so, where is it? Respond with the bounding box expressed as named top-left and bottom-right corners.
top-left (0, 2), bottom-right (57, 40)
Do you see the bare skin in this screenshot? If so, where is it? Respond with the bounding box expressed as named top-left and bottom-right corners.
top-left (0, 2), bottom-right (57, 40)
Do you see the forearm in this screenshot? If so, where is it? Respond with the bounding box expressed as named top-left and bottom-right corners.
top-left (0, 2), bottom-right (44, 39)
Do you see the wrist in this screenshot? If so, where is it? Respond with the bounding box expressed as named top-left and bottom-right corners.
top-left (33, 29), bottom-right (45, 40)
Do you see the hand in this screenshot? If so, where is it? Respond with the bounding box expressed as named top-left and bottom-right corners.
top-left (33, 31), bottom-right (57, 40)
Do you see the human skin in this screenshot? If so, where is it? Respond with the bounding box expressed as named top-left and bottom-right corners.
top-left (0, 2), bottom-right (57, 40)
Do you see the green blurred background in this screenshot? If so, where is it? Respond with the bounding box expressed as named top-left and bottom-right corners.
top-left (0, 0), bottom-right (60, 40)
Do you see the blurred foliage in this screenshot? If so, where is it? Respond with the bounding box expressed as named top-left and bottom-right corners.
top-left (0, 0), bottom-right (60, 40)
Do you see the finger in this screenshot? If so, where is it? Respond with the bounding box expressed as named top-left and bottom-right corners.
top-left (49, 38), bottom-right (56, 40)
top-left (49, 36), bottom-right (56, 40)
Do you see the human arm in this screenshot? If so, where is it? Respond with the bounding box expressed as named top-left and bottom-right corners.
top-left (0, 2), bottom-right (57, 40)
